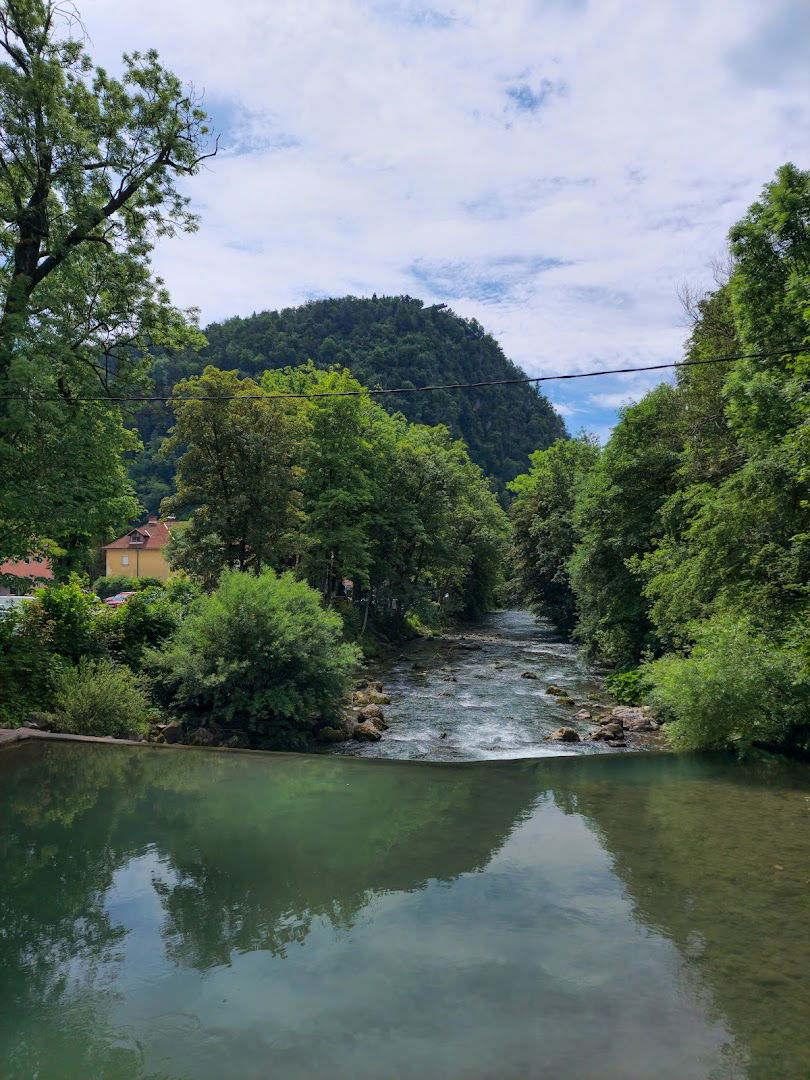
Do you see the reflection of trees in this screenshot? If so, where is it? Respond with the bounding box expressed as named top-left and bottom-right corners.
top-left (546, 753), bottom-right (810, 1080)
top-left (0, 744), bottom-right (539, 1075)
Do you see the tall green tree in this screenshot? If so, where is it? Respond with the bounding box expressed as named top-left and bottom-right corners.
top-left (162, 368), bottom-right (306, 587)
top-left (508, 436), bottom-right (599, 633)
top-left (0, 0), bottom-right (213, 562)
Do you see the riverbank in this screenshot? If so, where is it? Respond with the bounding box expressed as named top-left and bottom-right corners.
top-left (333, 609), bottom-right (665, 761)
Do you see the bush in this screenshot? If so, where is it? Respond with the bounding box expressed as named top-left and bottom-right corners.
top-left (25, 577), bottom-right (102, 664)
top-left (604, 667), bottom-right (652, 706)
top-left (51, 659), bottom-right (153, 738)
top-left (95, 591), bottom-right (182, 670)
top-left (0, 607), bottom-right (65, 726)
top-left (93, 574), bottom-right (138, 600)
top-left (645, 615), bottom-right (810, 752)
top-left (147, 568), bottom-right (359, 747)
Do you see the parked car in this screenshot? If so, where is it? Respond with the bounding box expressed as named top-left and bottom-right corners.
top-left (104, 591), bottom-right (136, 608)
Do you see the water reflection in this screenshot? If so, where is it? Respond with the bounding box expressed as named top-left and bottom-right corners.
top-left (0, 743), bottom-right (808, 1079)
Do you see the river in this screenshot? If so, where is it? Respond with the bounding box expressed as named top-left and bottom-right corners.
top-left (334, 609), bottom-right (647, 761)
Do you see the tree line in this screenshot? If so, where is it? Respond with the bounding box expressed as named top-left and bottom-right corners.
top-left (510, 163), bottom-right (810, 754)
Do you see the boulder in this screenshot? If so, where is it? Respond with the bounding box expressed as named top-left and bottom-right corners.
top-left (162, 720), bottom-right (185, 744)
top-left (549, 727), bottom-right (580, 743)
top-left (610, 706), bottom-right (655, 731)
top-left (354, 719), bottom-right (382, 742)
top-left (360, 703), bottom-right (384, 721)
top-left (521, 671), bottom-right (539, 680)
top-left (318, 726), bottom-right (350, 743)
top-left (222, 733), bottom-right (248, 749)
top-left (575, 709), bottom-right (592, 721)
top-left (25, 711), bottom-right (54, 730)
top-left (545, 684), bottom-right (566, 696)
top-left (353, 690), bottom-right (391, 706)
top-left (367, 680), bottom-right (383, 692)
top-left (369, 715), bottom-right (388, 731)
top-left (590, 723), bottom-right (624, 741)
top-left (187, 726), bottom-right (215, 747)
top-left (442, 674), bottom-right (458, 682)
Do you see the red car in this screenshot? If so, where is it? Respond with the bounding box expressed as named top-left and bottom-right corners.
top-left (104, 591), bottom-right (136, 608)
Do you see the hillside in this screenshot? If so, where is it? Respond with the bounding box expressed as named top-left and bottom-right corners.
top-left (131, 295), bottom-right (566, 511)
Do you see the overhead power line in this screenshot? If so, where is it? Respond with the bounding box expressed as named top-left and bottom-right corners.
top-left (0, 346), bottom-right (805, 403)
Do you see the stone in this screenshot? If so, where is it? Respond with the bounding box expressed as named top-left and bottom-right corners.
top-left (606, 739), bottom-right (625, 748)
top-left (609, 706), bottom-right (655, 731)
top-left (25, 711), bottom-right (54, 730)
top-left (521, 671), bottom-right (539, 679)
top-left (549, 727), bottom-right (580, 742)
top-left (575, 709), bottom-right (592, 721)
top-left (367, 680), bottom-right (383, 692)
top-left (187, 726), bottom-right (215, 746)
top-left (162, 720), bottom-right (185, 744)
top-left (222, 733), bottom-right (248, 749)
top-left (353, 690), bottom-right (391, 706)
top-left (360, 703), bottom-right (384, 721)
top-left (354, 719), bottom-right (382, 742)
top-left (545, 684), bottom-right (566, 695)
top-left (318, 726), bottom-right (350, 743)
top-left (369, 715), bottom-right (388, 731)
top-left (590, 723), bottom-right (624, 741)
top-left (442, 674), bottom-right (458, 682)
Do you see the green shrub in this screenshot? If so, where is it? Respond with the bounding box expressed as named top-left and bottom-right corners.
top-left (51, 659), bottom-right (153, 739)
top-left (147, 568), bottom-right (359, 747)
top-left (95, 591), bottom-right (181, 670)
top-left (0, 607), bottom-right (65, 726)
top-left (604, 667), bottom-right (653, 706)
top-left (645, 615), bottom-right (810, 752)
top-left (93, 574), bottom-right (139, 600)
top-left (25, 577), bottom-right (103, 664)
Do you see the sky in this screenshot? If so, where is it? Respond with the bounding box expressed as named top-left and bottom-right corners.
top-left (81, 0), bottom-right (810, 440)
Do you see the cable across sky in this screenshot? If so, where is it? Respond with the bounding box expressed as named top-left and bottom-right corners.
top-left (0, 346), bottom-right (805, 402)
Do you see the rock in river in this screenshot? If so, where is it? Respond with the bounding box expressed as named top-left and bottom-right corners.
top-left (609, 706), bottom-right (655, 731)
top-left (354, 719), bottom-right (383, 742)
top-left (548, 727), bottom-right (580, 742)
top-left (520, 671), bottom-right (539, 679)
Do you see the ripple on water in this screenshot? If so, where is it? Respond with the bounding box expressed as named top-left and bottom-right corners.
top-left (333, 610), bottom-right (627, 762)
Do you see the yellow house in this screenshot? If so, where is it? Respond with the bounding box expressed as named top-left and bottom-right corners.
top-left (102, 515), bottom-right (179, 581)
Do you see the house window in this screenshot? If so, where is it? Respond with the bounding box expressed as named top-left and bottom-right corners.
top-left (121, 555), bottom-right (129, 566)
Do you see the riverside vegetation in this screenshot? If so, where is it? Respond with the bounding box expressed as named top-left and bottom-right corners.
top-left (510, 164), bottom-right (810, 756)
top-left (0, 4), bottom-right (806, 758)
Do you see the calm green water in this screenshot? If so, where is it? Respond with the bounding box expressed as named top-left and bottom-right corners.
top-left (1, 744), bottom-right (808, 1080)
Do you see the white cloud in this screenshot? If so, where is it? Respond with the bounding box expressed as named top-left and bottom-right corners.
top-left (78, 0), bottom-right (810, 432)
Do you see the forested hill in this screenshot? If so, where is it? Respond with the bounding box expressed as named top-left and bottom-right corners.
top-left (133, 296), bottom-right (566, 510)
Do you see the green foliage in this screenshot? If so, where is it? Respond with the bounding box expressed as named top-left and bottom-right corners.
top-left (509, 163), bottom-right (809, 753)
top-left (96, 591), bottom-right (182, 671)
top-left (507, 436), bottom-right (599, 632)
top-left (92, 574), bottom-right (158, 600)
top-left (0, 606), bottom-right (64, 726)
top-left (147, 569), bottom-right (359, 746)
top-left (645, 617), bottom-right (809, 752)
top-left (24, 576), bottom-right (102, 665)
top-left (50, 659), bottom-right (152, 739)
top-left (0, 0), bottom-right (211, 566)
top-left (604, 668), bottom-right (652, 707)
top-left (162, 367), bottom-right (306, 586)
top-left (131, 295), bottom-right (567, 511)
top-left (568, 385), bottom-right (683, 665)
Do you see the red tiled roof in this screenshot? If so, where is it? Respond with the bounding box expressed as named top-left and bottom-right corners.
top-left (102, 517), bottom-right (175, 550)
top-left (0, 558), bottom-right (54, 580)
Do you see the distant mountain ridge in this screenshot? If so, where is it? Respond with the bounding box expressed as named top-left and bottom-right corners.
top-left (131, 295), bottom-right (567, 510)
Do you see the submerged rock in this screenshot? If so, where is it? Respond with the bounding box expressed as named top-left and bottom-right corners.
top-left (520, 671), bottom-right (539, 680)
top-left (549, 727), bottom-right (580, 742)
top-left (545, 684), bottom-right (566, 696)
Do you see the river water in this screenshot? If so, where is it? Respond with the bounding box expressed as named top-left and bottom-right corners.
top-left (335, 608), bottom-right (634, 760)
top-left (1, 742), bottom-right (808, 1079)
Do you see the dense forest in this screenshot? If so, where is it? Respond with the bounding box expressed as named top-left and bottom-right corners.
top-left (510, 163), bottom-right (810, 754)
top-left (130, 296), bottom-right (566, 511)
